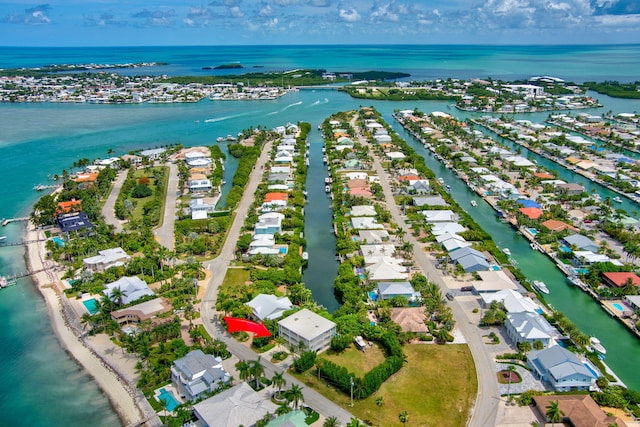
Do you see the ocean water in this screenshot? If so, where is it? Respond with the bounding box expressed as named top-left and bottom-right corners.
top-left (1, 45), bottom-right (640, 425)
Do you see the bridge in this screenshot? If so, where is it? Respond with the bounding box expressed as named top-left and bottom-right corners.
top-left (294, 85), bottom-right (341, 90)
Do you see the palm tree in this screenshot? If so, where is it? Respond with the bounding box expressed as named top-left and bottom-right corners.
top-left (506, 365), bottom-right (517, 402)
top-left (80, 313), bottom-right (94, 332)
top-left (251, 357), bottom-right (265, 390)
top-left (376, 396), bottom-right (384, 427)
top-left (237, 360), bottom-right (251, 382)
top-left (545, 400), bottom-right (564, 424)
top-left (323, 416), bottom-right (340, 427)
top-left (346, 418), bottom-right (362, 427)
top-left (271, 371), bottom-right (286, 399)
top-left (285, 384), bottom-right (304, 410)
top-left (399, 410), bottom-right (409, 426)
top-left (275, 401), bottom-right (291, 416)
top-left (109, 287), bottom-right (127, 307)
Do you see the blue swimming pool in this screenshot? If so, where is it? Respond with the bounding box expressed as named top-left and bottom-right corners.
top-left (82, 298), bottom-right (99, 315)
top-left (583, 362), bottom-right (600, 378)
top-left (52, 236), bottom-right (65, 247)
top-left (158, 388), bottom-right (180, 412)
top-left (527, 228), bottom-right (539, 236)
top-left (279, 247), bottom-right (287, 254)
top-left (613, 303), bottom-right (624, 312)
top-left (368, 291), bottom-right (378, 301)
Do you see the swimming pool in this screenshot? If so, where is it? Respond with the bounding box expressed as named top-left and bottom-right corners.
top-left (613, 303), bottom-right (624, 312)
top-left (52, 236), bottom-right (65, 247)
top-left (158, 388), bottom-right (180, 412)
top-left (527, 228), bottom-right (539, 236)
top-left (82, 298), bottom-right (99, 315)
top-left (583, 362), bottom-right (600, 378)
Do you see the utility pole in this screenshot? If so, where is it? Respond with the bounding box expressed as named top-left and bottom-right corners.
top-left (350, 376), bottom-right (354, 407)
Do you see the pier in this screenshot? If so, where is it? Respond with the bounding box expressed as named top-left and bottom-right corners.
top-left (0, 238), bottom-right (47, 247)
top-left (33, 184), bottom-right (61, 191)
top-left (2, 217), bottom-right (30, 226)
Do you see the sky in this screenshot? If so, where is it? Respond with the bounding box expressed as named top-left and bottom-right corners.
top-left (1, 0), bottom-right (639, 46)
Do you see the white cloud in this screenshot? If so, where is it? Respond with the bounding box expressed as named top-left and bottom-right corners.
top-left (230, 6), bottom-right (244, 17)
top-left (370, 4), bottom-right (399, 22)
top-left (259, 5), bottom-right (273, 16)
top-left (339, 7), bottom-right (361, 22)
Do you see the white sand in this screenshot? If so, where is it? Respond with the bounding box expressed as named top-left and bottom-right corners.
top-left (25, 223), bottom-right (146, 426)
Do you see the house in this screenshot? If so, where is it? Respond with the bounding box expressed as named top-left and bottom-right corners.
top-left (377, 282), bottom-right (420, 302)
top-left (556, 182), bottom-right (585, 196)
top-left (357, 229), bottom-right (390, 243)
top-left (532, 395), bottom-right (627, 427)
top-left (432, 222), bottom-right (466, 236)
top-left (624, 295), bottom-right (640, 311)
top-left (573, 251), bottom-right (622, 267)
top-left (278, 308), bottom-right (336, 352)
top-left (472, 270), bottom-right (519, 293)
top-left (103, 276), bottom-right (154, 305)
top-left (408, 179), bottom-right (430, 194)
top-left (413, 195), bottom-right (448, 207)
top-left (480, 289), bottom-right (539, 313)
top-left (58, 212), bottom-right (93, 233)
top-left (140, 148), bottom-right (166, 160)
top-left (365, 259), bottom-right (409, 281)
top-left (449, 247), bottom-right (489, 273)
top-left (390, 307), bottom-right (429, 333)
top-left (563, 234), bottom-right (599, 253)
top-left (172, 350), bottom-right (231, 402)
top-left (193, 382), bottom-right (277, 427)
top-left (351, 217), bottom-right (384, 230)
top-left (188, 176), bottom-right (212, 192)
top-left (246, 294), bottom-right (293, 321)
top-left (350, 205), bottom-right (377, 217)
top-left (528, 345), bottom-right (596, 391)
top-left (255, 212), bottom-right (284, 235)
top-left (110, 297), bottom-right (172, 324)
top-left (360, 244), bottom-right (396, 262)
top-left (421, 210), bottom-right (457, 223)
top-left (83, 247), bottom-right (130, 272)
top-left (261, 199), bottom-right (287, 212)
top-left (505, 312), bottom-right (555, 348)
top-left (190, 198), bottom-right (217, 220)
top-left (602, 272), bottom-right (640, 288)
top-left (541, 219), bottom-right (578, 233)
top-left (56, 199), bottom-right (82, 215)
top-left (121, 154), bottom-right (142, 166)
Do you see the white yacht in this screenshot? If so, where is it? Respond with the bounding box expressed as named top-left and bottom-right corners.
top-left (532, 280), bottom-right (550, 294)
top-left (470, 200), bottom-right (477, 207)
top-left (589, 336), bottom-right (607, 354)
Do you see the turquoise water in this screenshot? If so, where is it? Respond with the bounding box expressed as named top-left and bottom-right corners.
top-left (82, 298), bottom-right (99, 315)
top-left (527, 228), bottom-right (539, 236)
top-left (0, 45), bottom-right (639, 424)
top-left (158, 388), bottom-right (179, 412)
top-left (613, 303), bottom-right (624, 312)
top-left (52, 236), bottom-right (65, 247)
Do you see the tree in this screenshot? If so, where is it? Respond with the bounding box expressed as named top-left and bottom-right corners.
top-left (376, 396), bottom-right (384, 427)
top-left (271, 371), bottom-right (286, 399)
top-left (346, 418), bottom-right (363, 427)
top-left (285, 384), bottom-right (304, 410)
top-left (506, 365), bottom-right (517, 402)
top-left (399, 410), bottom-right (409, 426)
top-left (251, 357), bottom-right (265, 390)
top-left (518, 341), bottom-right (532, 354)
top-left (323, 416), bottom-right (340, 427)
top-left (109, 287), bottom-right (128, 307)
top-left (275, 401), bottom-right (291, 416)
top-left (237, 360), bottom-right (251, 382)
top-left (545, 400), bottom-right (564, 423)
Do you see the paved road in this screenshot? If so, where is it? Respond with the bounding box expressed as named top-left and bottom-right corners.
top-left (199, 138), bottom-right (355, 425)
top-left (155, 162), bottom-right (179, 251)
top-left (102, 170), bottom-right (128, 233)
top-left (354, 117), bottom-right (500, 427)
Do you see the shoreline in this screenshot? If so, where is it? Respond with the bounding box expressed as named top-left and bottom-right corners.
top-left (23, 221), bottom-right (156, 427)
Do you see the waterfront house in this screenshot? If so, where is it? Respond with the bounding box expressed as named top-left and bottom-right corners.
top-left (278, 308), bottom-right (336, 352)
top-left (541, 219), bottom-right (578, 233)
top-left (121, 154), bottom-right (142, 166)
top-left (377, 282), bottom-right (420, 302)
top-left (56, 199), bottom-right (82, 216)
top-left (193, 382), bottom-right (277, 427)
top-left (505, 311), bottom-right (555, 348)
top-left (58, 212), bottom-right (93, 233)
top-left (351, 217), bottom-right (384, 230)
top-left (255, 212), bottom-right (284, 235)
top-left (110, 297), bottom-right (172, 324)
top-left (436, 233), bottom-right (471, 252)
top-left (556, 182), bottom-right (585, 196)
top-left (471, 270), bottom-right (518, 293)
top-left (171, 349), bottom-right (231, 402)
top-left (528, 345), bottom-right (596, 392)
top-left (412, 195), bottom-right (448, 207)
top-left (261, 199), bottom-right (287, 213)
top-left (140, 148), bottom-right (166, 160)
top-left (189, 198), bottom-right (217, 220)
top-left (83, 247), bottom-right (130, 272)
top-left (357, 229), bottom-right (390, 243)
top-left (365, 260), bottom-right (409, 281)
top-left (624, 295), bottom-right (640, 311)
top-left (349, 205), bottom-right (377, 217)
top-left (103, 276), bottom-right (154, 305)
top-left (431, 222), bottom-right (466, 236)
top-left (480, 289), bottom-right (539, 313)
top-left (573, 251), bottom-right (622, 268)
top-left (562, 234), bottom-right (599, 253)
top-left (532, 395), bottom-right (627, 427)
top-left (245, 294), bottom-right (293, 321)
top-left (421, 209), bottom-right (457, 223)
top-left (602, 272), bottom-right (640, 289)
top-left (407, 179), bottom-right (430, 194)
top-left (360, 244), bottom-right (396, 262)
top-left (449, 247), bottom-right (489, 273)
top-left (188, 175), bottom-right (212, 192)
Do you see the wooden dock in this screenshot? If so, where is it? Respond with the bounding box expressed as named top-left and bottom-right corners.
top-left (33, 184), bottom-right (61, 191)
top-left (2, 217), bottom-right (30, 226)
top-left (0, 238), bottom-right (47, 247)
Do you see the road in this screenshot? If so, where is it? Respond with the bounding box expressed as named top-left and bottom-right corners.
top-left (155, 162), bottom-right (179, 251)
top-left (353, 117), bottom-right (500, 427)
top-left (200, 138), bottom-right (355, 425)
top-left (102, 170), bottom-right (128, 233)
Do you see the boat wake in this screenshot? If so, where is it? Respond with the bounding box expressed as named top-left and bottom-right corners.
top-left (267, 101), bottom-right (303, 115)
top-left (204, 111), bottom-right (252, 123)
top-left (306, 98), bottom-right (329, 108)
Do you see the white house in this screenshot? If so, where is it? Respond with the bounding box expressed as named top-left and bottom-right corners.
top-left (505, 312), bottom-right (555, 348)
top-left (278, 309), bottom-right (336, 352)
top-left (192, 383), bottom-right (276, 427)
top-left (171, 350), bottom-right (230, 401)
top-left (246, 294), bottom-right (293, 321)
top-left (83, 247), bottom-right (130, 272)
top-left (103, 276), bottom-right (154, 305)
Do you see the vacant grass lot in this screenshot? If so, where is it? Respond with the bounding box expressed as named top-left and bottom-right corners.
top-left (130, 166), bottom-right (168, 223)
top-left (293, 344), bottom-right (476, 427)
top-left (221, 267), bottom-right (251, 288)
top-left (322, 344), bottom-right (386, 377)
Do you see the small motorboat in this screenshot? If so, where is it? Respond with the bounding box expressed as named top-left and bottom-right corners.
top-left (502, 248), bottom-right (511, 256)
top-left (589, 336), bottom-right (607, 354)
top-left (470, 200), bottom-right (477, 207)
top-left (532, 280), bottom-right (550, 294)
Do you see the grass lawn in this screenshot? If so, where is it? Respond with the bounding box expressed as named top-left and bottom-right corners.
top-left (293, 344), bottom-right (476, 427)
top-left (221, 267), bottom-right (251, 288)
top-left (322, 344), bottom-right (386, 377)
top-left (129, 166), bottom-right (168, 222)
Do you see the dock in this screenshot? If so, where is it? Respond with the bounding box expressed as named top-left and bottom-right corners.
top-left (0, 238), bottom-right (47, 247)
top-left (1, 268), bottom-right (48, 288)
top-left (33, 184), bottom-right (61, 191)
top-left (1, 217), bottom-right (29, 226)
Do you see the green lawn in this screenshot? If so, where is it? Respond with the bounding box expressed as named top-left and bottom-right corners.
top-left (293, 344), bottom-right (476, 427)
top-left (129, 166), bottom-right (168, 223)
top-left (322, 344), bottom-right (386, 377)
top-left (221, 267), bottom-right (251, 288)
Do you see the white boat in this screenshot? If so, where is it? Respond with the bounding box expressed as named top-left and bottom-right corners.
top-left (324, 177), bottom-right (331, 184)
top-left (301, 252), bottom-right (309, 261)
top-left (532, 280), bottom-right (550, 294)
top-left (325, 185), bottom-right (331, 193)
top-left (470, 200), bottom-right (477, 207)
top-left (530, 242), bottom-right (537, 251)
top-left (567, 275), bottom-right (579, 286)
top-left (322, 156), bottom-right (328, 164)
top-left (502, 248), bottom-right (511, 256)
top-left (0, 236), bottom-right (6, 241)
top-left (216, 137), bottom-right (224, 142)
top-left (226, 135), bottom-right (237, 141)
top-left (613, 196), bottom-right (623, 203)
top-left (589, 337), bottom-right (607, 354)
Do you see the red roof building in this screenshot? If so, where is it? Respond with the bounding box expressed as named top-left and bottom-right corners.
top-left (602, 272), bottom-right (640, 288)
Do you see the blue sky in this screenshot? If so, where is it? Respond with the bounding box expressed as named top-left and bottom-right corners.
top-left (1, 0), bottom-right (639, 46)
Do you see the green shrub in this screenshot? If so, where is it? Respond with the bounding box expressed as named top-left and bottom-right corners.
top-left (292, 350), bottom-right (317, 373)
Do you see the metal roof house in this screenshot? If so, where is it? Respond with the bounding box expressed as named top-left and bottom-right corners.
top-left (528, 345), bottom-right (597, 392)
top-left (246, 294), bottom-right (293, 321)
top-left (192, 382), bottom-right (275, 427)
top-left (171, 349), bottom-right (231, 402)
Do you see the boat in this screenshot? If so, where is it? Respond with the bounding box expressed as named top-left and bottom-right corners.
top-left (567, 276), bottom-right (579, 286)
top-left (301, 252), bottom-right (309, 261)
top-left (216, 137), bottom-right (224, 142)
top-left (470, 200), bottom-right (477, 207)
top-left (589, 336), bottom-right (607, 354)
top-left (530, 242), bottom-right (537, 251)
top-left (502, 248), bottom-right (511, 256)
top-left (0, 236), bottom-right (6, 241)
top-left (532, 280), bottom-right (550, 294)
top-left (322, 156), bottom-right (328, 164)
top-left (226, 135), bottom-right (237, 141)
top-left (325, 185), bottom-right (331, 193)
top-left (324, 177), bottom-right (331, 184)
top-left (613, 196), bottom-right (623, 203)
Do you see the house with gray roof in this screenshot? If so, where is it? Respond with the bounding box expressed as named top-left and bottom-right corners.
top-left (528, 345), bottom-right (597, 392)
top-left (505, 312), bottom-right (556, 348)
top-left (412, 195), bottom-right (447, 207)
top-left (278, 309), bottom-right (336, 352)
top-left (449, 247), bottom-right (489, 273)
top-left (193, 382), bottom-right (276, 427)
top-left (171, 349), bottom-right (231, 401)
top-left (377, 282), bottom-right (420, 303)
top-left (103, 276), bottom-right (154, 305)
top-left (83, 247), bottom-right (130, 272)
top-left (563, 234), bottom-right (599, 253)
top-left (246, 294), bottom-right (293, 321)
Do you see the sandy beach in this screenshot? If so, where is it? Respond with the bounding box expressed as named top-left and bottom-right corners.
top-left (24, 222), bottom-right (157, 427)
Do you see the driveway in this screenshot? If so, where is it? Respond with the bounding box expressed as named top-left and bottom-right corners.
top-left (102, 170), bottom-right (128, 233)
top-left (155, 162), bottom-right (179, 251)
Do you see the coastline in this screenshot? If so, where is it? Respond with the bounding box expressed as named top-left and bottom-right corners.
top-left (23, 221), bottom-right (155, 427)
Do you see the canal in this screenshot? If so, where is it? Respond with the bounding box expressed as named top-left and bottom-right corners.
top-left (371, 104), bottom-right (640, 391)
